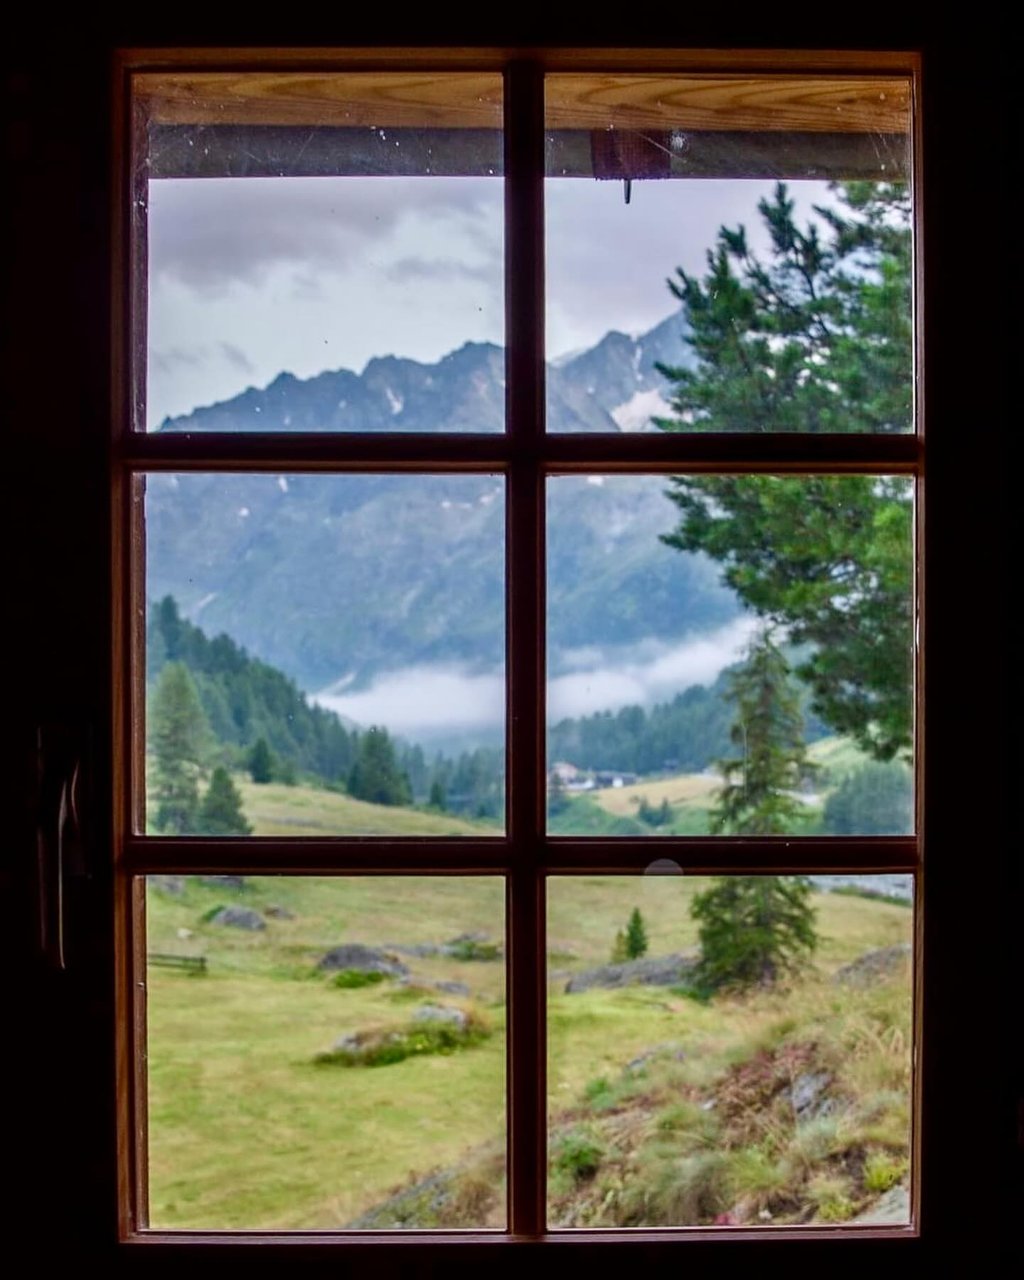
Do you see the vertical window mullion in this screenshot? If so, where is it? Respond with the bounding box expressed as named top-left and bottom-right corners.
top-left (504, 59), bottom-right (547, 1237)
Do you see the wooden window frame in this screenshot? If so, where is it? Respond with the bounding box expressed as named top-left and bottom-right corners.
top-left (111, 46), bottom-right (926, 1253)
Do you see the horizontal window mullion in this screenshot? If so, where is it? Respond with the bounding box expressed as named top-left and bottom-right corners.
top-left (120, 430), bottom-right (921, 473)
top-left (119, 432), bottom-right (513, 471)
top-left (544, 431), bottom-right (922, 473)
top-left (543, 836), bottom-right (919, 874)
top-left (123, 836), bottom-right (515, 875)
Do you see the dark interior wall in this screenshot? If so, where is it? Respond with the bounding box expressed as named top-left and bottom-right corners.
top-left (3, 11), bottom-right (1016, 1275)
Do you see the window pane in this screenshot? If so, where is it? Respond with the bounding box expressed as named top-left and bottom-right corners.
top-left (145, 875), bottom-right (506, 1229)
top-left (136, 72), bottom-right (504, 432)
top-left (544, 74), bottom-right (912, 434)
top-left (546, 475), bottom-right (914, 836)
top-left (142, 473), bottom-right (505, 835)
top-left (547, 874), bottom-right (913, 1228)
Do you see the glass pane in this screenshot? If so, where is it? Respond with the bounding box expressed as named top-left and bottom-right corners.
top-left (145, 875), bottom-right (506, 1229)
top-left (142, 473), bottom-right (505, 835)
top-left (545, 74), bottom-right (912, 434)
top-left (546, 474), bottom-right (914, 836)
top-left (136, 72), bottom-right (504, 432)
top-left (547, 874), bottom-right (913, 1228)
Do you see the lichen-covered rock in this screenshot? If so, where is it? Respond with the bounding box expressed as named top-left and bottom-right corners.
top-left (834, 943), bottom-right (911, 986)
top-left (210, 905), bottom-right (265, 931)
top-left (148, 875), bottom-right (184, 896)
top-left (199, 875), bottom-right (247, 891)
top-left (317, 943), bottom-right (408, 978)
top-left (412, 1004), bottom-right (469, 1030)
top-left (789, 1071), bottom-right (833, 1119)
top-left (565, 952), bottom-right (699, 994)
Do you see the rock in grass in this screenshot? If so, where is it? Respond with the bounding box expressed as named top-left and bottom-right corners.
top-left (834, 943), bottom-right (911, 986)
top-left (210, 905), bottom-right (265, 931)
top-left (851, 1183), bottom-right (910, 1224)
top-left (148, 875), bottom-right (184, 896)
top-left (789, 1071), bottom-right (833, 1119)
top-left (564, 952), bottom-right (699, 994)
top-left (199, 875), bottom-right (247, 891)
top-left (412, 1004), bottom-right (469, 1030)
top-left (318, 943), bottom-right (408, 978)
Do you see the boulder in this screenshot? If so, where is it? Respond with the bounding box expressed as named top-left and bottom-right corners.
top-left (199, 875), bottom-right (247, 891)
top-left (834, 943), bottom-right (911, 987)
top-left (850, 1184), bottom-right (910, 1225)
top-left (565, 952), bottom-right (699, 994)
top-left (318, 944), bottom-right (409, 978)
top-left (148, 875), bottom-right (184, 896)
top-left (412, 1004), bottom-right (469, 1030)
top-left (398, 977), bottom-right (471, 996)
top-left (210, 905), bottom-right (265, 931)
top-left (789, 1071), bottom-right (832, 1119)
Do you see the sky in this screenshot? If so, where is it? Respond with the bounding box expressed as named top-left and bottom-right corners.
top-left (146, 174), bottom-right (834, 427)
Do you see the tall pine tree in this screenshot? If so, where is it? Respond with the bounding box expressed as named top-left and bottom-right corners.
top-left (149, 660), bottom-right (209, 834)
top-left (658, 182), bottom-right (913, 761)
top-left (691, 629), bottom-right (817, 992)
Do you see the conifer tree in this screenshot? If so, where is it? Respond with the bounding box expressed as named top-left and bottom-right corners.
top-left (659, 181), bottom-right (913, 760)
top-left (690, 628), bottom-right (818, 991)
top-left (149, 660), bottom-right (209, 833)
top-left (347, 727), bottom-right (412, 807)
top-left (710, 628), bottom-right (812, 837)
top-left (197, 766), bottom-right (252, 835)
top-left (624, 907), bottom-right (649, 960)
top-left (247, 736), bottom-right (275, 784)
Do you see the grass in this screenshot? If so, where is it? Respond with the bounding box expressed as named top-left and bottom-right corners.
top-left (144, 858), bottom-right (912, 1231)
top-left (236, 776), bottom-right (500, 837)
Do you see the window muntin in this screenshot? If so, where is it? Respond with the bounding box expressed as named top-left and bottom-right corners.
top-left (118, 53), bottom-right (921, 1241)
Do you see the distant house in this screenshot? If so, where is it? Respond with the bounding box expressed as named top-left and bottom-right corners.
top-left (594, 770), bottom-right (639, 789)
top-left (550, 761), bottom-right (581, 785)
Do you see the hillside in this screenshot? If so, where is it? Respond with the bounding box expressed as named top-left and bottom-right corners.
top-left (146, 874), bottom-right (912, 1229)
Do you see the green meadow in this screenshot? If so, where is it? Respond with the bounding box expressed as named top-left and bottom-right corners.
top-left (146, 782), bottom-right (912, 1229)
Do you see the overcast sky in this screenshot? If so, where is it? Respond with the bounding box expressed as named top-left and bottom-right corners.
top-left (147, 175), bottom-right (833, 427)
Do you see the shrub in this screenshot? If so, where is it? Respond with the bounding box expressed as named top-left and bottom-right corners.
top-left (332, 969), bottom-right (387, 990)
top-left (551, 1128), bottom-right (604, 1183)
top-left (862, 1152), bottom-right (908, 1194)
top-left (314, 1008), bottom-right (490, 1067)
top-left (447, 938), bottom-right (500, 961)
top-left (807, 1173), bottom-right (856, 1222)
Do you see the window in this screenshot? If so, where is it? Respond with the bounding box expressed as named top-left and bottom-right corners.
top-left (113, 47), bottom-right (925, 1247)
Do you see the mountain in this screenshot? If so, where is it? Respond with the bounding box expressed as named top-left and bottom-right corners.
top-left (146, 310), bottom-right (741, 700)
top-left (154, 309), bottom-right (690, 437)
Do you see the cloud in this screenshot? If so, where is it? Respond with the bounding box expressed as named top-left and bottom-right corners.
top-left (219, 342), bottom-right (254, 372)
top-left (548, 618), bottom-right (758, 721)
top-left (148, 175), bottom-right (502, 294)
top-left (381, 256), bottom-right (497, 285)
top-left (151, 345), bottom-right (207, 374)
top-left (316, 665), bottom-right (504, 738)
top-left (311, 618), bottom-right (756, 740)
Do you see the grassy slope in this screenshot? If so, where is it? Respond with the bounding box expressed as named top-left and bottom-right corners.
top-left (238, 776), bottom-right (499, 837)
top-left (147, 855), bottom-right (911, 1229)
